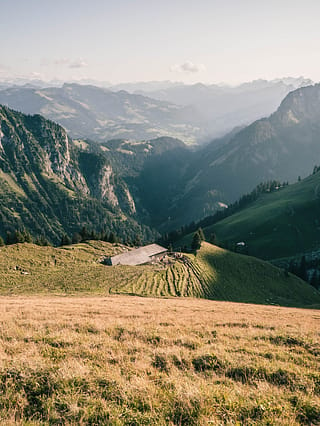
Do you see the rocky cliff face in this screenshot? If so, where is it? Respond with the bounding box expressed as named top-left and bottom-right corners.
top-left (0, 107), bottom-right (137, 211)
top-left (0, 109), bottom-right (86, 193)
top-left (0, 106), bottom-right (155, 243)
top-left (274, 84), bottom-right (320, 126)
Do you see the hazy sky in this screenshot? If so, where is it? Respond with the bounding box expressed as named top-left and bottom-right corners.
top-left (1, 0), bottom-right (320, 84)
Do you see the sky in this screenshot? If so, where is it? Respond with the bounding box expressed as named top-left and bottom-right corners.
top-left (1, 0), bottom-right (320, 85)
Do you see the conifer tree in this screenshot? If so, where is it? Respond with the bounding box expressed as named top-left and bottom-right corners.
top-left (35, 235), bottom-right (50, 246)
top-left (72, 232), bottom-right (81, 244)
top-left (60, 234), bottom-right (72, 246)
top-left (298, 256), bottom-right (308, 282)
top-left (14, 230), bottom-right (25, 243)
top-left (22, 229), bottom-right (33, 243)
top-left (198, 228), bottom-right (205, 241)
top-left (109, 232), bottom-right (118, 244)
top-left (80, 226), bottom-right (90, 241)
top-left (310, 270), bottom-right (319, 289)
top-left (191, 231), bottom-right (202, 251)
top-left (209, 232), bottom-right (216, 244)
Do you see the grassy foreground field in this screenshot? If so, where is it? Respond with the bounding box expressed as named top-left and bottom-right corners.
top-left (0, 296), bottom-right (319, 425)
top-left (1, 241), bottom-right (319, 307)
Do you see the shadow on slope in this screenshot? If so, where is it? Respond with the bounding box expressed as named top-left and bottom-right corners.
top-left (193, 243), bottom-right (320, 308)
top-left (1, 241), bottom-right (318, 308)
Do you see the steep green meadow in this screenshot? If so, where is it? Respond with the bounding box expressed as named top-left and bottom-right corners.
top-left (178, 170), bottom-right (320, 261)
top-left (212, 172), bottom-right (320, 260)
top-left (0, 241), bottom-right (319, 307)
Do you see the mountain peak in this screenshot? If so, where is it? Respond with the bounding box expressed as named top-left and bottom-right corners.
top-left (275, 83), bottom-right (320, 125)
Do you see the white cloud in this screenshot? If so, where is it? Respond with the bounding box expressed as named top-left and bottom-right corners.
top-left (29, 72), bottom-right (43, 79)
top-left (69, 58), bottom-right (88, 69)
top-left (43, 58), bottom-right (89, 68)
top-left (170, 61), bottom-right (206, 73)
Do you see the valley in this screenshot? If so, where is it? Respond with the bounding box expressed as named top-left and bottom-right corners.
top-left (3, 83), bottom-right (320, 287)
top-left (2, 83), bottom-right (320, 241)
top-left (2, 2), bottom-right (320, 424)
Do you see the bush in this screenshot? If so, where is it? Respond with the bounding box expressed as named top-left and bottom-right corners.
top-left (192, 354), bottom-right (223, 372)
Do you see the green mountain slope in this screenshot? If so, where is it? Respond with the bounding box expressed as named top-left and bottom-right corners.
top-left (1, 241), bottom-right (319, 307)
top-left (197, 171), bottom-right (320, 260)
top-left (162, 84), bottom-right (320, 229)
top-left (0, 106), bottom-right (157, 243)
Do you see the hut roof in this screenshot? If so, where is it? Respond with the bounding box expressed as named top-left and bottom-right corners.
top-left (110, 244), bottom-right (167, 266)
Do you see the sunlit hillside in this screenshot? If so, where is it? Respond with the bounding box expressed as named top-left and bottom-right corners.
top-left (1, 241), bottom-right (319, 307)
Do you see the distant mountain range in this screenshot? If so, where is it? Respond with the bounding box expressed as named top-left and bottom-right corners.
top-left (115, 77), bottom-right (313, 140)
top-left (0, 84), bottom-right (201, 144)
top-left (0, 77), bottom-right (313, 144)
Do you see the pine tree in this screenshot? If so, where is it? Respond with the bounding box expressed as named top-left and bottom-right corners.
top-left (209, 232), bottom-right (216, 244)
top-left (298, 256), bottom-right (308, 282)
top-left (310, 270), bottom-right (319, 289)
top-left (191, 231), bottom-right (202, 251)
top-left (14, 230), bottom-right (25, 243)
top-left (6, 231), bottom-right (13, 245)
top-left (60, 234), bottom-right (72, 246)
top-left (80, 226), bottom-right (90, 241)
top-left (90, 230), bottom-right (98, 240)
top-left (35, 235), bottom-right (50, 246)
top-left (72, 232), bottom-right (81, 244)
top-left (133, 233), bottom-right (142, 246)
top-left (198, 228), bottom-right (205, 241)
top-left (22, 229), bottom-right (33, 243)
top-left (109, 232), bottom-right (118, 244)
top-left (102, 232), bottom-right (110, 242)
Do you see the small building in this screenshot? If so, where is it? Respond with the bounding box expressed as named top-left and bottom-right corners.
top-left (107, 244), bottom-right (168, 266)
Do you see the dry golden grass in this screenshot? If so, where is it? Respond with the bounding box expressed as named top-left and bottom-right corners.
top-left (0, 295), bottom-right (319, 424)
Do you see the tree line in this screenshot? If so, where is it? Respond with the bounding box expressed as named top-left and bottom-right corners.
top-left (0, 226), bottom-right (144, 248)
top-left (288, 255), bottom-right (320, 290)
top-left (160, 180), bottom-right (288, 247)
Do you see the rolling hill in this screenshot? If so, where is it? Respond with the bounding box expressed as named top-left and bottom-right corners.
top-left (1, 240), bottom-right (319, 307)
